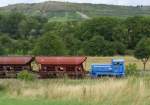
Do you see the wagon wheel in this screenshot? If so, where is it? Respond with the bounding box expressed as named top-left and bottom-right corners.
top-left (75, 66), bottom-right (83, 78)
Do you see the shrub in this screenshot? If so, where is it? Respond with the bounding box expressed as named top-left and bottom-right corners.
top-left (17, 70), bottom-right (35, 81)
top-left (126, 63), bottom-right (139, 76)
top-left (0, 84), bottom-right (6, 92)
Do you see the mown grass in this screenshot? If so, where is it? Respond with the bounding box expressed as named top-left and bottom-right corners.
top-left (0, 77), bottom-right (150, 105)
top-left (0, 98), bottom-right (90, 105)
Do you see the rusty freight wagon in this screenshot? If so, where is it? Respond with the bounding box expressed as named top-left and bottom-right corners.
top-left (35, 57), bottom-right (87, 78)
top-left (0, 56), bottom-right (33, 78)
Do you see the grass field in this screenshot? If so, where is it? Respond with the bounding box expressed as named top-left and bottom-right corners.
top-left (0, 77), bottom-right (150, 105)
top-left (0, 56), bottom-right (150, 105)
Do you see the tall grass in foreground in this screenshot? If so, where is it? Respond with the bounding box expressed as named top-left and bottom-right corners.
top-left (0, 77), bottom-right (150, 105)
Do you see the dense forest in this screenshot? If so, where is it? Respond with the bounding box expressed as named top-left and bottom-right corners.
top-left (0, 12), bottom-right (150, 56)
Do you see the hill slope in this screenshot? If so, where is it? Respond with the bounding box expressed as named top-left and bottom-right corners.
top-left (1, 1), bottom-right (150, 21)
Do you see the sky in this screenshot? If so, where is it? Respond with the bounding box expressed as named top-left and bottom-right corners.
top-left (0, 0), bottom-right (150, 7)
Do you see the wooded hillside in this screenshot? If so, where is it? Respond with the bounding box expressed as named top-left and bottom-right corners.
top-left (1, 1), bottom-right (150, 21)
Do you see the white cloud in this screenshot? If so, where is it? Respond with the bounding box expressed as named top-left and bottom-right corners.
top-left (0, 0), bottom-right (150, 7)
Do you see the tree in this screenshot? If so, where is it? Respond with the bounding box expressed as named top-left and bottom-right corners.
top-left (12, 40), bottom-right (33, 55)
top-left (19, 18), bottom-right (38, 38)
top-left (0, 12), bottom-right (25, 38)
top-left (76, 17), bottom-right (120, 41)
top-left (113, 41), bottom-right (126, 55)
top-left (112, 24), bottom-right (128, 45)
top-left (0, 45), bottom-right (5, 55)
top-left (18, 16), bottom-right (45, 38)
top-left (134, 38), bottom-right (150, 71)
top-left (124, 16), bottom-right (144, 49)
top-left (33, 32), bottom-right (67, 55)
top-left (0, 34), bottom-right (14, 54)
top-left (102, 41), bottom-right (116, 56)
top-left (83, 35), bottom-right (105, 56)
top-left (63, 34), bottom-right (81, 55)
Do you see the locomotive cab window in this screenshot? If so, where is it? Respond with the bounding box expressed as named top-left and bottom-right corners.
top-left (114, 62), bottom-right (120, 65)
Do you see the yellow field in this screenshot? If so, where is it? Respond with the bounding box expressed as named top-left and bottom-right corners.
top-left (0, 77), bottom-right (150, 105)
top-left (84, 56), bottom-right (150, 71)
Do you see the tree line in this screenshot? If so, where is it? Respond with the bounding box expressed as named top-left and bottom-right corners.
top-left (0, 12), bottom-right (150, 57)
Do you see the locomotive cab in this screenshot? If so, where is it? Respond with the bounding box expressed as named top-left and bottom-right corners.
top-left (112, 59), bottom-right (125, 77)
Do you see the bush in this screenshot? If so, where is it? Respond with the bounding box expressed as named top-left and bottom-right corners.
top-left (126, 63), bottom-right (139, 76)
top-left (17, 70), bottom-right (35, 81)
top-left (0, 84), bottom-right (6, 92)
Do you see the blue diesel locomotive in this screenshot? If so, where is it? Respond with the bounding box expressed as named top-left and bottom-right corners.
top-left (0, 56), bottom-right (125, 78)
top-left (90, 59), bottom-right (125, 77)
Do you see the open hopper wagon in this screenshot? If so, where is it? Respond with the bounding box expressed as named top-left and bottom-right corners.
top-left (35, 57), bottom-right (87, 78)
top-left (0, 56), bottom-right (33, 78)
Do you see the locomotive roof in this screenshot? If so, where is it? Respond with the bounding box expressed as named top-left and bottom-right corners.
top-left (112, 59), bottom-right (125, 62)
top-left (0, 56), bottom-right (33, 65)
top-left (35, 57), bottom-right (87, 65)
